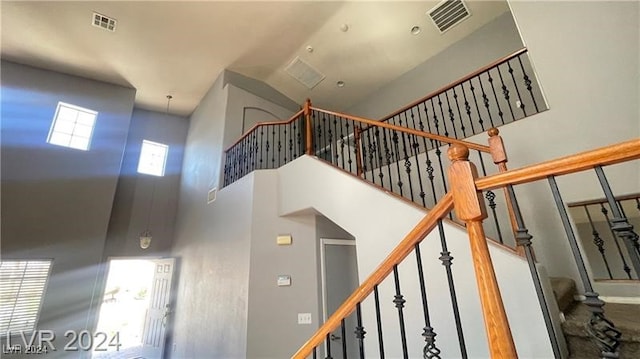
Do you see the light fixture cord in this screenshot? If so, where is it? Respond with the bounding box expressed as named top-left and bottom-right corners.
top-left (145, 177), bottom-right (157, 235)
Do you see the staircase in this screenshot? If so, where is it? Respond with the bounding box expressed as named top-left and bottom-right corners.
top-left (551, 277), bottom-right (640, 359)
top-left (221, 49), bottom-right (640, 358)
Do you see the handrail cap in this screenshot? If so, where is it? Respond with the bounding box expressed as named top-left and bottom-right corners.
top-left (449, 143), bottom-right (470, 161)
top-left (488, 127), bottom-right (500, 137)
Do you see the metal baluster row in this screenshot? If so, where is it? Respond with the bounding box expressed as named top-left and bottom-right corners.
top-left (304, 214), bottom-right (469, 359)
top-left (382, 52), bottom-right (544, 142)
top-left (223, 114), bottom-right (305, 187)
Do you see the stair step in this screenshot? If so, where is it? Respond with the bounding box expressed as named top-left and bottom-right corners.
top-left (563, 302), bottom-right (640, 359)
top-left (549, 276), bottom-right (578, 313)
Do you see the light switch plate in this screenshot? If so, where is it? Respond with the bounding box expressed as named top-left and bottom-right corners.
top-left (277, 235), bottom-right (292, 245)
top-left (298, 313), bottom-right (312, 324)
top-left (277, 275), bottom-right (291, 286)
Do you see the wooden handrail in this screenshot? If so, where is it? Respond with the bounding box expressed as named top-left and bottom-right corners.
top-left (475, 138), bottom-right (640, 191)
top-left (291, 193), bottom-right (454, 359)
top-left (380, 48), bottom-right (528, 122)
top-left (311, 106), bottom-right (491, 153)
top-left (567, 193), bottom-right (640, 208)
top-left (224, 109), bottom-right (304, 152)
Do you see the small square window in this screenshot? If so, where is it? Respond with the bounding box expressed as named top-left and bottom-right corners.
top-left (47, 102), bottom-right (97, 151)
top-left (137, 140), bottom-right (169, 177)
top-left (0, 260), bottom-right (52, 333)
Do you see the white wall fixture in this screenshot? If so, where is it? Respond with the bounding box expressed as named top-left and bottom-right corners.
top-left (276, 234), bottom-right (292, 245)
top-left (297, 313), bottom-right (312, 324)
top-left (207, 187), bottom-right (217, 204)
top-left (277, 275), bottom-right (291, 286)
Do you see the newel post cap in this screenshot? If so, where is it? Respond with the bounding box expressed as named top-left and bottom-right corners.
top-left (488, 127), bottom-right (500, 137)
top-left (448, 143), bottom-right (469, 162)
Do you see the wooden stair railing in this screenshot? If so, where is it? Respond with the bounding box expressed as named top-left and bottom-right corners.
top-left (291, 193), bottom-right (456, 358)
top-left (292, 138), bottom-right (639, 358)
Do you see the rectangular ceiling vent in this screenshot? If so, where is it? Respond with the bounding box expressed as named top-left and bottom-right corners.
top-left (284, 57), bottom-right (325, 89)
top-left (428, 0), bottom-right (471, 34)
top-left (92, 12), bottom-right (117, 32)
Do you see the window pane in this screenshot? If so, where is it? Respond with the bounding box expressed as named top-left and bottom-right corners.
top-left (73, 124), bottom-right (93, 138)
top-left (76, 112), bottom-right (96, 127)
top-left (138, 140), bottom-right (169, 176)
top-left (52, 120), bottom-right (75, 135)
top-left (49, 132), bottom-right (71, 147)
top-left (69, 136), bottom-right (89, 151)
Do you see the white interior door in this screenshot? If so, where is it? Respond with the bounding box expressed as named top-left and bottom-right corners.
top-left (321, 239), bottom-right (359, 358)
top-left (142, 258), bottom-right (175, 358)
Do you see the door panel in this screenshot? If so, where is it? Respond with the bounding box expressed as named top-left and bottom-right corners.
top-left (142, 258), bottom-right (174, 357)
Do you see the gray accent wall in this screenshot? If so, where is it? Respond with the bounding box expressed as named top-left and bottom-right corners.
top-left (103, 108), bottom-right (189, 258)
top-left (347, 11), bottom-right (525, 120)
top-left (1, 60), bottom-right (136, 356)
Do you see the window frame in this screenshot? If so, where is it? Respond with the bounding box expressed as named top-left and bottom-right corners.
top-left (47, 101), bottom-right (98, 151)
top-left (137, 139), bottom-right (169, 177)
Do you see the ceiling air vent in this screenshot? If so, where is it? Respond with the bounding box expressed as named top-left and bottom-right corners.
top-left (92, 12), bottom-right (117, 32)
top-left (284, 57), bottom-right (325, 89)
top-left (428, 0), bottom-right (471, 34)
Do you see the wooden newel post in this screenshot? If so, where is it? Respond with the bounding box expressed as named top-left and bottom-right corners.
top-left (447, 144), bottom-right (518, 359)
top-left (488, 128), bottom-right (526, 257)
top-left (304, 98), bottom-right (313, 155)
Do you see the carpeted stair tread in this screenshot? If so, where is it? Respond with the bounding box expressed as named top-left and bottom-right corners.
top-left (562, 302), bottom-right (640, 341)
top-left (549, 276), bottom-right (577, 313)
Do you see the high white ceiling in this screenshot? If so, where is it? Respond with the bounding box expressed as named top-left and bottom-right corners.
top-left (1, 1), bottom-right (510, 117)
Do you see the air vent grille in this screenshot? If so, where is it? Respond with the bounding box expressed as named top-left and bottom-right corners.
top-left (92, 12), bottom-right (117, 32)
top-left (284, 57), bottom-right (325, 89)
top-left (428, 0), bottom-right (471, 34)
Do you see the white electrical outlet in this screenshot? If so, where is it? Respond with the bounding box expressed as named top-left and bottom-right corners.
top-left (298, 312), bottom-right (312, 324)
top-left (207, 187), bottom-right (217, 204)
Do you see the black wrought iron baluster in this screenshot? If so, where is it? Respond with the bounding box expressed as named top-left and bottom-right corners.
top-left (392, 265), bottom-right (409, 359)
top-left (373, 285), bottom-right (385, 359)
top-left (313, 347), bottom-right (317, 359)
top-left (243, 136), bottom-right (249, 176)
top-left (294, 120), bottom-right (299, 159)
top-left (348, 120), bottom-right (355, 174)
top-left (391, 129), bottom-right (404, 197)
top-left (283, 124), bottom-right (288, 165)
top-left (469, 77), bottom-right (485, 131)
top-left (444, 91), bottom-right (459, 139)
top-left (477, 151), bottom-right (504, 244)
top-left (374, 127), bottom-right (385, 187)
top-left (381, 128), bottom-right (394, 193)
top-left (399, 114), bottom-right (415, 202)
top-left (487, 69), bottom-right (506, 126)
top-left (408, 109), bottom-right (426, 207)
top-left (617, 200), bottom-right (640, 258)
top-left (548, 176), bottom-right (620, 357)
top-left (316, 113), bottom-right (323, 158)
top-left (436, 95), bottom-right (450, 137)
top-left (518, 55), bottom-right (539, 113)
top-left (223, 152), bottom-right (229, 186)
top-left (507, 60), bottom-right (527, 117)
top-left (595, 166), bottom-right (640, 278)
top-left (429, 99), bottom-right (442, 137)
top-left (365, 124), bottom-right (376, 180)
top-left (326, 333), bottom-right (333, 359)
top-left (507, 183), bottom-right (564, 358)
top-left (434, 142), bottom-right (448, 207)
top-left (270, 125), bottom-right (276, 168)
top-left (253, 132), bottom-right (259, 172)
top-left (478, 74), bottom-right (496, 128)
top-left (360, 126), bottom-right (369, 182)
top-left (327, 116), bottom-right (334, 165)
top-left (497, 64), bottom-right (516, 122)
top-left (332, 115), bottom-right (339, 166)
top-left (585, 205), bottom-right (614, 279)
top-left (277, 125), bottom-right (282, 167)
top-left (460, 83), bottom-right (475, 135)
top-left (355, 303), bottom-right (366, 359)
top-left (599, 203), bottom-right (632, 279)
top-left (436, 220), bottom-right (467, 358)
top-left (344, 120), bottom-right (351, 172)
top-left (231, 145), bottom-right (237, 183)
top-left (452, 86), bottom-right (467, 138)
top-left (341, 318), bottom-right (348, 359)
top-left (414, 242), bottom-right (441, 359)
top-left (339, 116), bottom-right (346, 170)
top-left (416, 104), bottom-right (436, 207)
top-left (322, 115), bottom-right (328, 162)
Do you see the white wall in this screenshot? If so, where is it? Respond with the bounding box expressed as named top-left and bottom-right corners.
top-left (279, 156), bottom-right (555, 358)
top-left (347, 11), bottom-right (525, 120)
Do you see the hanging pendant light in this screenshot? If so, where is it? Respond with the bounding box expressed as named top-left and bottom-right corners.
top-left (139, 95), bottom-right (172, 249)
